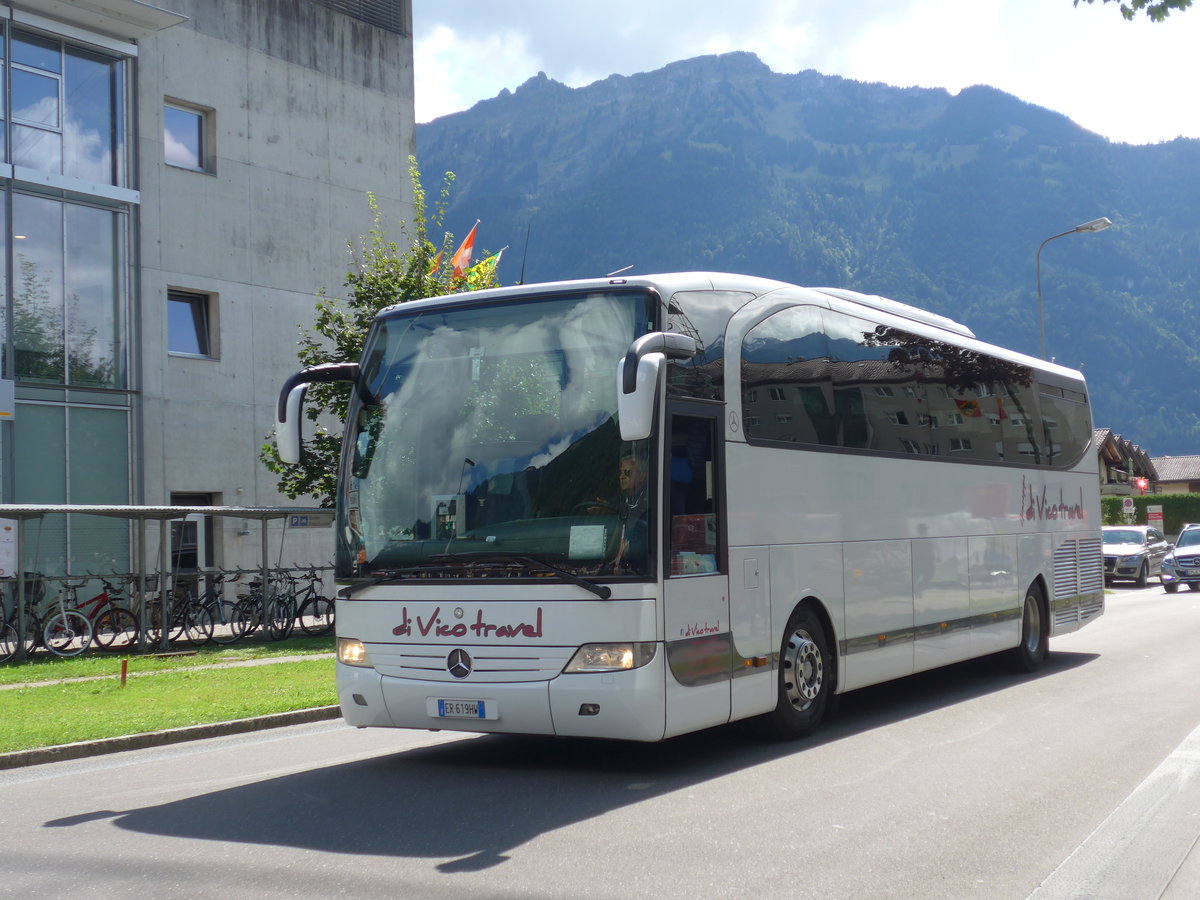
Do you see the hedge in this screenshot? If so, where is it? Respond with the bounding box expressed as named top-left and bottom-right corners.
top-left (1100, 493), bottom-right (1200, 535)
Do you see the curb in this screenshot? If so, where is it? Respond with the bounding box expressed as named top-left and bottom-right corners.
top-left (0, 705), bottom-right (342, 770)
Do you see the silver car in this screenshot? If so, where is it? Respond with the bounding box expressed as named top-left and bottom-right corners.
top-left (1102, 525), bottom-right (1171, 588)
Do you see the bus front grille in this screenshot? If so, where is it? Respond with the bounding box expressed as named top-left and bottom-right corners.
top-left (365, 642), bottom-right (576, 683)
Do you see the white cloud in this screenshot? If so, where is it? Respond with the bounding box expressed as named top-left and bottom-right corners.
top-left (414, 24), bottom-right (539, 123)
top-left (412, 0), bottom-right (1200, 144)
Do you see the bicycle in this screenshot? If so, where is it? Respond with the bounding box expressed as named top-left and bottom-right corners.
top-left (189, 571), bottom-right (244, 645)
top-left (137, 576), bottom-right (214, 648)
top-left (234, 570), bottom-right (295, 641)
top-left (293, 567), bottom-right (334, 637)
top-left (33, 579), bottom-right (93, 658)
top-left (77, 575), bottom-right (139, 652)
top-left (1, 575), bottom-right (53, 663)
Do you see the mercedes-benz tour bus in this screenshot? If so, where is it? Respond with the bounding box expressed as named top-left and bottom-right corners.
top-left (275, 272), bottom-right (1103, 742)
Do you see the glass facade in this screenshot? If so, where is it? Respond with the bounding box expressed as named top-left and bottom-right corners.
top-left (1, 19), bottom-right (133, 575)
top-left (7, 27), bottom-right (125, 184)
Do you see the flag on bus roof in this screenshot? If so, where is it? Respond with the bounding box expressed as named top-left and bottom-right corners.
top-left (451, 221), bottom-right (479, 279)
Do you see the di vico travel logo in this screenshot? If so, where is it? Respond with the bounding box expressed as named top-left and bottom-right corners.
top-left (392, 606), bottom-right (544, 639)
top-left (1019, 478), bottom-right (1087, 525)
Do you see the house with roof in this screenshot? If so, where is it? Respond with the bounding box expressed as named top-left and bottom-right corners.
top-left (1149, 455), bottom-right (1200, 494)
top-left (1095, 428), bottom-right (1158, 495)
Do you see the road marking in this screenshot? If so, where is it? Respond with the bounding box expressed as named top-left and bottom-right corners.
top-left (1029, 721), bottom-right (1200, 899)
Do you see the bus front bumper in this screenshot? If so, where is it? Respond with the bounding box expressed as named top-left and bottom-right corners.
top-left (336, 652), bottom-right (668, 742)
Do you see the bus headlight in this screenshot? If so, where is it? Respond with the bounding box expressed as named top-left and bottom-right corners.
top-left (337, 637), bottom-right (374, 668)
top-left (564, 642), bottom-right (657, 673)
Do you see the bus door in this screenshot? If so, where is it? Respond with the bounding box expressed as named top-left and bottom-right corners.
top-left (662, 407), bottom-right (731, 737)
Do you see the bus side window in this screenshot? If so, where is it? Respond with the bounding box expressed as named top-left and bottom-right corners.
top-left (669, 414), bottom-right (720, 576)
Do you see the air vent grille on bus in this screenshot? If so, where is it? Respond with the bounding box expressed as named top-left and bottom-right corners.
top-left (1053, 537), bottom-right (1103, 599)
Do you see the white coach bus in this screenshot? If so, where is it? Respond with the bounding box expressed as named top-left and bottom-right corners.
top-left (275, 272), bottom-right (1103, 742)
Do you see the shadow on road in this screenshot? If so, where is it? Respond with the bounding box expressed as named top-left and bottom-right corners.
top-left (44, 649), bottom-right (1096, 871)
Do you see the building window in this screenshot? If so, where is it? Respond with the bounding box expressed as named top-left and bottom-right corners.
top-left (6, 28), bottom-right (126, 186)
top-left (168, 291), bottom-right (214, 357)
top-left (164, 102), bottom-right (210, 171)
top-left (13, 401), bottom-right (131, 572)
top-left (13, 193), bottom-right (126, 388)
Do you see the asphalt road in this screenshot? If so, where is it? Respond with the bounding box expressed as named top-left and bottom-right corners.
top-left (2, 582), bottom-right (1198, 899)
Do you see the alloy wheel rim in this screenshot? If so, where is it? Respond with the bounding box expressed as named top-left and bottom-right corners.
top-left (784, 629), bottom-right (823, 708)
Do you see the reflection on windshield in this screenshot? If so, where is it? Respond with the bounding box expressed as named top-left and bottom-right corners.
top-left (339, 291), bottom-right (655, 582)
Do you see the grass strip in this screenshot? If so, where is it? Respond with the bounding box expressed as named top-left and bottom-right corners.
top-left (0, 635), bottom-right (334, 686)
top-left (0, 658), bottom-right (336, 753)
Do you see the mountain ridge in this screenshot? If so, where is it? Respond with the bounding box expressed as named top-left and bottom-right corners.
top-left (417, 52), bottom-right (1200, 455)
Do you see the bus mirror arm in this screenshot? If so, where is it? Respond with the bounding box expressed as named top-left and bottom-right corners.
top-left (621, 333), bottom-right (700, 395)
top-left (617, 333), bottom-right (700, 442)
top-left (274, 362), bottom-right (361, 464)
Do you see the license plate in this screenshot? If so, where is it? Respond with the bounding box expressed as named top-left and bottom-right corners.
top-left (1187, 569), bottom-right (1200, 576)
top-left (429, 698), bottom-right (496, 720)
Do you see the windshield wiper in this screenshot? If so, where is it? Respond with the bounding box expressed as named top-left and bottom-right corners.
top-left (430, 551), bottom-right (612, 600)
top-left (338, 567), bottom-right (434, 597)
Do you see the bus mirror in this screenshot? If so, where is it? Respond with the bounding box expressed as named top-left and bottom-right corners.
top-left (616, 332), bottom-right (700, 442)
top-left (275, 362), bottom-right (361, 464)
top-left (617, 353), bottom-right (662, 441)
top-left (275, 384), bottom-right (307, 464)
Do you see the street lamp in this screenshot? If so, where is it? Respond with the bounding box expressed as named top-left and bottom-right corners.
top-left (1036, 216), bottom-right (1112, 359)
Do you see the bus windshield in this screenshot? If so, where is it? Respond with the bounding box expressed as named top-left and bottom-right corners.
top-left (338, 290), bottom-right (657, 582)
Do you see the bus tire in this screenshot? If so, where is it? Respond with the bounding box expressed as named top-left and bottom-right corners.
top-left (1006, 583), bottom-right (1048, 673)
top-left (763, 605), bottom-right (832, 740)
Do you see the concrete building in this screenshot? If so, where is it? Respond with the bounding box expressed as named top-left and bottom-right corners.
top-left (1, 0), bottom-right (414, 575)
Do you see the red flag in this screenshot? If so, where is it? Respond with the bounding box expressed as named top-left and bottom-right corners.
top-left (996, 396), bottom-right (1007, 419)
top-left (451, 222), bottom-right (478, 279)
top-left (954, 398), bottom-right (982, 417)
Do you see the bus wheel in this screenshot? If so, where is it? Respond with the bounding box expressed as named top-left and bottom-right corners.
top-left (1006, 584), bottom-right (1048, 673)
top-left (764, 606), bottom-right (831, 740)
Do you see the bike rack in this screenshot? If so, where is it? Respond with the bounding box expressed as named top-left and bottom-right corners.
top-left (0, 504), bottom-right (332, 661)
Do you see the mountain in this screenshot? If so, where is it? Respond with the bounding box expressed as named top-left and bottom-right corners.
top-left (416, 52), bottom-right (1200, 456)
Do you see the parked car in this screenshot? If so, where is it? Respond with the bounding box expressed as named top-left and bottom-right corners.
top-left (1159, 523), bottom-right (1200, 593)
top-left (1101, 525), bottom-right (1171, 588)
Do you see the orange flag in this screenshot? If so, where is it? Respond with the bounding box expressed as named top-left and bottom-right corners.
top-left (451, 221), bottom-right (478, 279)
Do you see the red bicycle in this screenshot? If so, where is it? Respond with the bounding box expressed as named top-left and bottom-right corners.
top-left (75, 576), bottom-right (139, 652)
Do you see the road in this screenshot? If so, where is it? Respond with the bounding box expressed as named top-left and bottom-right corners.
top-left (2, 583), bottom-right (1199, 899)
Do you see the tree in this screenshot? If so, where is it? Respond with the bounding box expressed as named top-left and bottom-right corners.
top-left (260, 157), bottom-right (501, 505)
top-left (1074, 0), bottom-right (1193, 21)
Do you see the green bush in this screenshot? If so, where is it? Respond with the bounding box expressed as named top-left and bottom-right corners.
top-left (1101, 493), bottom-right (1200, 535)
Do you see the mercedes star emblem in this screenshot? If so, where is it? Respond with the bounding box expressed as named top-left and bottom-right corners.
top-left (447, 648), bottom-right (473, 678)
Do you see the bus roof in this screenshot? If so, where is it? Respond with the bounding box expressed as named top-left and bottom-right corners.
top-left (375, 271), bottom-right (1084, 385)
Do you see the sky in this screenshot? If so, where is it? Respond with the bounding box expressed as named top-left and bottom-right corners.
top-left (412, 0), bottom-right (1200, 146)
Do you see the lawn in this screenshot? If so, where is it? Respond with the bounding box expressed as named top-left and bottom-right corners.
top-left (0, 637), bottom-right (338, 754)
top-left (0, 634), bottom-right (334, 685)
